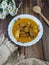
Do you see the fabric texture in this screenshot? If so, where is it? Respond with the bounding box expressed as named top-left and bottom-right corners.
top-left (15, 58), bottom-right (49, 65)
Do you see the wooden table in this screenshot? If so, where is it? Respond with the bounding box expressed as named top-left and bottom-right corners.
top-left (0, 0), bottom-right (49, 61)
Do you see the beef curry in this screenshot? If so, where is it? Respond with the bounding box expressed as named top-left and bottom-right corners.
top-left (12, 18), bottom-right (39, 43)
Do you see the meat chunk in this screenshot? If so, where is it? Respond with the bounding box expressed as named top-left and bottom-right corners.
top-left (24, 27), bottom-right (29, 33)
top-left (18, 23), bottom-right (27, 28)
top-left (30, 28), bottom-right (34, 37)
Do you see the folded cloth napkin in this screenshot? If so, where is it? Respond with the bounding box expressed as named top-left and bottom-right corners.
top-left (0, 34), bottom-right (18, 65)
top-left (3, 53), bottom-right (25, 65)
top-left (15, 58), bottom-right (49, 65)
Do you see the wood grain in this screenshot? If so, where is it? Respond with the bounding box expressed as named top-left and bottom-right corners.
top-left (41, 0), bottom-right (49, 61)
top-left (37, 0), bottom-right (49, 61)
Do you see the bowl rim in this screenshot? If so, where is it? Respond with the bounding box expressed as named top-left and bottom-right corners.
top-left (8, 14), bottom-right (43, 46)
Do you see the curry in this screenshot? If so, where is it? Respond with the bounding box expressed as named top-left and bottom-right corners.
top-left (12, 18), bottom-right (39, 43)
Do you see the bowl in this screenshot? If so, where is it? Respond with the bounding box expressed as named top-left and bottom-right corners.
top-left (8, 14), bottom-right (43, 46)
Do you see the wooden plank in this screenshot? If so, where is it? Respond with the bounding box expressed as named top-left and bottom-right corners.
top-left (37, 0), bottom-right (49, 61)
top-left (41, 2), bottom-right (49, 61)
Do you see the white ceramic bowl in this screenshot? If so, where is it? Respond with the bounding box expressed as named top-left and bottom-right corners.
top-left (8, 14), bottom-right (43, 46)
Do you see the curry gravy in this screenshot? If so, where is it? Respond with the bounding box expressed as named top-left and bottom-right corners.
top-left (12, 18), bottom-right (39, 43)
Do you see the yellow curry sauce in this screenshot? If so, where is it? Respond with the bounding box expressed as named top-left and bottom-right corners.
top-left (12, 18), bottom-right (39, 43)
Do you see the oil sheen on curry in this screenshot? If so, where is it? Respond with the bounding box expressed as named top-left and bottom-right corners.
top-left (12, 18), bottom-right (39, 43)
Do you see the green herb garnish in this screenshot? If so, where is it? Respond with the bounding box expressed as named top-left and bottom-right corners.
top-left (0, 8), bottom-right (3, 13)
top-left (0, 0), bottom-right (2, 3)
top-left (7, 0), bottom-right (12, 4)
